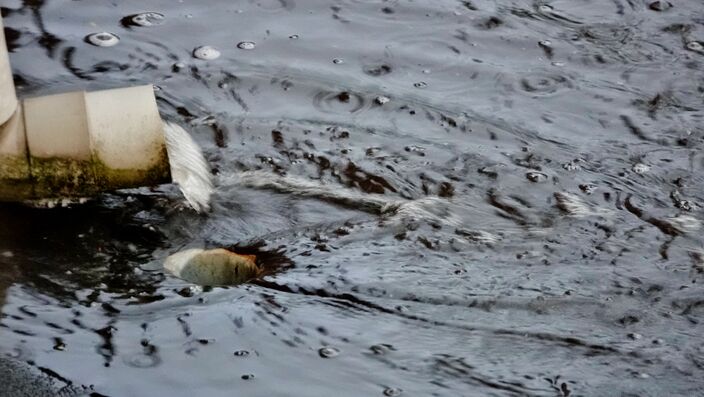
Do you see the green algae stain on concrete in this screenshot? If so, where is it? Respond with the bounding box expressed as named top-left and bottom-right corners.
top-left (29, 156), bottom-right (98, 198)
top-left (22, 147), bottom-right (170, 200)
top-left (0, 155), bottom-right (33, 201)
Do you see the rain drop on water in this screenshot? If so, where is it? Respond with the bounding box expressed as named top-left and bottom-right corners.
top-left (237, 41), bottom-right (256, 50)
top-left (86, 32), bottom-right (120, 47)
top-left (383, 387), bottom-right (403, 396)
top-left (648, 1), bottom-right (673, 11)
top-left (562, 161), bottom-right (580, 171)
top-left (375, 95), bottom-right (390, 105)
top-left (632, 163), bottom-right (650, 174)
top-left (128, 12), bottom-right (165, 27)
top-left (318, 346), bottom-right (340, 358)
top-left (686, 41), bottom-right (703, 53)
top-left (53, 338), bottom-right (66, 351)
top-left (369, 344), bottom-right (395, 355)
top-left (193, 45), bottom-right (221, 60)
top-left (172, 62), bottom-right (186, 72)
top-left (526, 171), bottom-right (548, 183)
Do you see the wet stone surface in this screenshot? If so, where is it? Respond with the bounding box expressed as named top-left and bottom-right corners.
top-left (1, 0), bottom-right (704, 396)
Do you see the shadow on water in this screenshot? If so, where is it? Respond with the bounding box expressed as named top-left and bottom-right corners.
top-left (0, 198), bottom-right (166, 301)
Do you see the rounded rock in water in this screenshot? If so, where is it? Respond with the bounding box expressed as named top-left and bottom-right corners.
top-left (86, 32), bottom-right (120, 47)
top-left (193, 45), bottom-right (221, 60)
top-left (237, 41), bottom-right (256, 50)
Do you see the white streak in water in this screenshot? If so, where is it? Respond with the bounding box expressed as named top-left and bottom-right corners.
top-left (164, 122), bottom-right (214, 212)
top-left (222, 170), bottom-right (461, 225)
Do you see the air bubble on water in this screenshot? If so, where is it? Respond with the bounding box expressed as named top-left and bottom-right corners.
top-left (538, 4), bottom-right (553, 13)
top-left (526, 171), bottom-right (548, 182)
top-left (318, 346), bottom-right (340, 358)
top-left (648, 1), bottom-right (673, 11)
top-left (233, 350), bottom-right (250, 357)
top-left (53, 338), bottom-right (66, 351)
top-left (383, 388), bottom-right (403, 396)
top-left (124, 353), bottom-right (160, 368)
top-left (172, 62), bottom-right (186, 72)
top-left (579, 184), bottom-right (597, 195)
top-left (414, 81), bottom-right (428, 88)
top-left (405, 145), bottom-right (426, 154)
top-left (562, 161), bottom-right (579, 171)
top-left (686, 41), bottom-right (703, 52)
top-left (1, 251), bottom-right (13, 258)
top-left (289, 34), bottom-right (299, 39)
top-left (375, 95), bottom-right (390, 105)
top-left (333, 58), bottom-right (344, 64)
top-left (193, 45), bottom-right (221, 60)
top-left (130, 12), bottom-right (165, 27)
top-left (241, 374), bottom-right (255, 380)
top-left (551, 61), bottom-right (565, 67)
top-left (539, 40), bottom-right (552, 47)
top-left (632, 163), bottom-right (650, 174)
top-left (86, 32), bottom-right (120, 47)
top-left (370, 344), bottom-right (395, 355)
top-left (237, 41), bottom-right (256, 50)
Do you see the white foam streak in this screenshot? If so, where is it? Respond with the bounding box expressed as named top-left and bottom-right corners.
top-left (164, 122), bottom-right (214, 212)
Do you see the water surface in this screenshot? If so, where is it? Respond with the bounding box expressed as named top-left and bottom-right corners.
top-left (1, 0), bottom-right (703, 395)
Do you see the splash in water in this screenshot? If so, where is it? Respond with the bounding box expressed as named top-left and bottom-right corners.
top-left (163, 122), bottom-right (214, 212)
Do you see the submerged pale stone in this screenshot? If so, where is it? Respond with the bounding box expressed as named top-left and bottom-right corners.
top-left (164, 248), bottom-right (259, 286)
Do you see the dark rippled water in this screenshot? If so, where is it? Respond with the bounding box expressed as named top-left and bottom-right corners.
top-left (1, 0), bottom-right (704, 395)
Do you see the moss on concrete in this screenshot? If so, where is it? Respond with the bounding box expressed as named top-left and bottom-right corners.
top-left (1, 140), bottom-right (171, 201)
top-left (0, 155), bottom-right (30, 180)
top-left (29, 156), bottom-right (98, 198)
top-left (91, 145), bottom-right (171, 192)
top-left (16, 145), bottom-right (171, 200)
